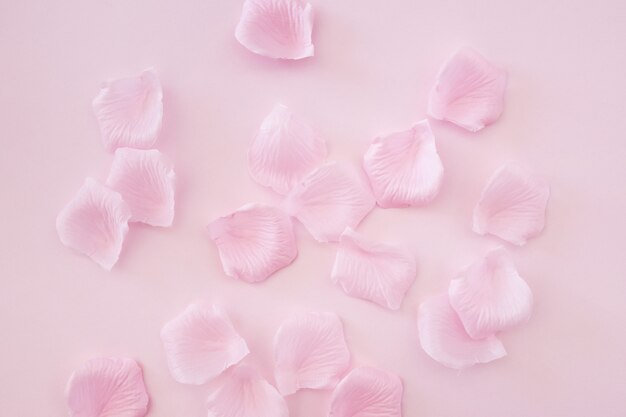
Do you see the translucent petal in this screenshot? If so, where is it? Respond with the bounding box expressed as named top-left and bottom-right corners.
top-left (274, 312), bottom-right (350, 395)
top-left (207, 204), bottom-right (298, 283)
top-left (331, 228), bottom-right (416, 310)
top-left (363, 120), bottom-right (443, 207)
top-left (160, 303), bottom-right (249, 385)
top-left (248, 104), bottom-right (327, 194)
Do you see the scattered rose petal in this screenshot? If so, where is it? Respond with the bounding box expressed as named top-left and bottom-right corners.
top-left (66, 357), bottom-right (149, 417)
top-left (207, 203), bottom-right (297, 283)
top-left (449, 247), bottom-right (533, 339)
top-left (92, 69), bottom-right (163, 151)
top-left (56, 178), bottom-right (131, 270)
top-left (284, 162), bottom-right (375, 242)
top-left (329, 367), bottom-right (403, 417)
top-left (106, 148), bottom-right (175, 227)
top-left (473, 164), bottom-right (550, 245)
top-left (207, 364), bottom-right (288, 417)
top-left (417, 295), bottom-right (507, 369)
top-left (235, 0), bottom-right (314, 60)
top-left (363, 119), bottom-right (443, 208)
top-left (160, 303), bottom-right (249, 385)
top-left (274, 312), bottom-right (350, 395)
top-left (248, 104), bottom-right (327, 195)
top-left (331, 227), bottom-right (416, 310)
top-left (428, 48), bottom-right (507, 132)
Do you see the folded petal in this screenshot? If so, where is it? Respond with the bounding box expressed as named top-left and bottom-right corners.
top-left (329, 367), bottom-right (403, 417)
top-left (207, 203), bottom-right (297, 283)
top-left (56, 178), bottom-right (131, 270)
top-left (160, 303), bottom-right (249, 385)
top-left (449, 247), bottom-right (533, 339)
top-left (473, 164), bottom-right (550, 245)
top-left (428, 48), bottom-right (507, 132)
top-left (66, 357), bottom-right (149, 417)
top-left (207, 365), bottom-right (288, 417)
top-left (331, 228), bottom-right (416, 310)
top-left (92, 69), bottom-right (163, 151)
top-left (363, 120), bottom-right (443, 208)
top-left (274, 312), bottom-right (350, 395)
top-left (106, 148), bottom-right (175, 227)
top-left (284, 162), bottom-right (375, 242)
top-left (235, 0), bottom-right (314, 60)
top-left (248, 104), bottom-right (327, 195)
top-left (417, 295), bottom-right (506, 369)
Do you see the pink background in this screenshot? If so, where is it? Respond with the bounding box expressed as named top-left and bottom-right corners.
top-left (1, 0), bottom-right (626, 416)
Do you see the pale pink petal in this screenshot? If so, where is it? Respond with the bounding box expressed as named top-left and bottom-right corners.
top-left (56, 178), bottom-right (131, 270)
top-left (160, 303), bottom-right (249, 385)
top-left (207, 204), bottom-right (297, 283)
top-left (207, 365), bottom-right (288, 417)
top-left (66, 357), bottom-right (149, 417)
top-left (428, 48), bottom-right (507, 132)
top-left (248, 104), bottom-right (327, 194)
top-left (235, 0), bottom-right (314, 60)
top-left (473, 164), bottom-right (550, 245)
top-left (449, 247), bottom-right (533, 339)
top-left (417, 295), bottom-right (506, 369)
top-left (106, 148), bottom-right (175, 227)
top-left (329, 367), bottom-right (403, 417)
top-left (92, 69), bottom-right (163, 151)
top-left (284, 162), bottom-right (375, 242)
top-left (331, 228), bottom-right (416, 310)
top-left (363, 120), bottom-right (443, 208)
top-left (274, 312), bottom-right (350, 395)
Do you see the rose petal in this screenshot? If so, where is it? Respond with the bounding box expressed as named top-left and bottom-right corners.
top-left (274, 312), bottom-right (350, 395)
top-left (92, 69), bottom-right (163, 151)
top-left (160, 303), bottom-right (249, 385)
top-left (56, 178), bottom-right (131, 270)
top-left (235, 0), bottom-right (314, 60)
top-left (417, 295), bottom-right (507, 369)
top-left (66, 357), bottom-right (149, 417)
top-left (331, 227), bottom-right (416, 310)
top-left (363, 119), bottom-right (443, 208)
top-left (284, 162), bottom-right (375, 242)
top-left (473, 164), bottom-right (550, 245)
top-left (207, 364), bottom-right (288, 417)
top-left (428, 48), bottom-right (507, 132)
top-left (248, 104), bottom-right (327, 195)
top-left (106, 148), bottom-right (175, 227)
top-left (329, 367), bottom-right (403, 417)
top-left (449, 247), bottom-right (533, 339)
top-left (207, 203), bottom-right (298, 283)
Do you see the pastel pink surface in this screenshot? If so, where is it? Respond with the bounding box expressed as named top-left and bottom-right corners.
top-left (2, 1), bottom-right (626, 417)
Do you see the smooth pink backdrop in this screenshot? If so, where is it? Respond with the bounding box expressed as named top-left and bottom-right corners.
top-left (1, 1), bottom-right (625, 416)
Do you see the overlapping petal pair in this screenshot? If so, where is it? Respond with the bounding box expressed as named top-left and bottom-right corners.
top-left (417, 247), bottom-right (533, 369)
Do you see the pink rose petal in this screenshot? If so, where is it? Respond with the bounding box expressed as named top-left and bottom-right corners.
top-left (106, 148), bottom-right (175, 227)
top-left (449, 247), bottom-right (533, 339)
top-left (274, 312), bottom-right (350, 395)
top-left (248, 104), bottom-right (327, 195)
top-left (92, 69), bottom-right (163, 151)
top-left (363, 119), bottom-right (443, 208)
top-left (284, 162), bottom-right (376, 242)
top-left (331, 227), bottom-right (416, 310)
top-left (160, 303), bottom-right (249, 385)
top-left (235, 0), bottom-right (314, 60)
top-left (473, 164), bottom-right (550, 245)
top-left (207, 203), bottom-right (298, 283)
top-left (417, 295), bottom-right (507, 369)
top-left (66, 357), bottom-right (149, 417)
top-left (428, 48), bottom-right (507, 132)
top-left (207, 364), bottom-right (288, 417)
top-left (329, 367), bottom-right (403, 417)
top-left (56, 178), bottom-right (131, 270)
